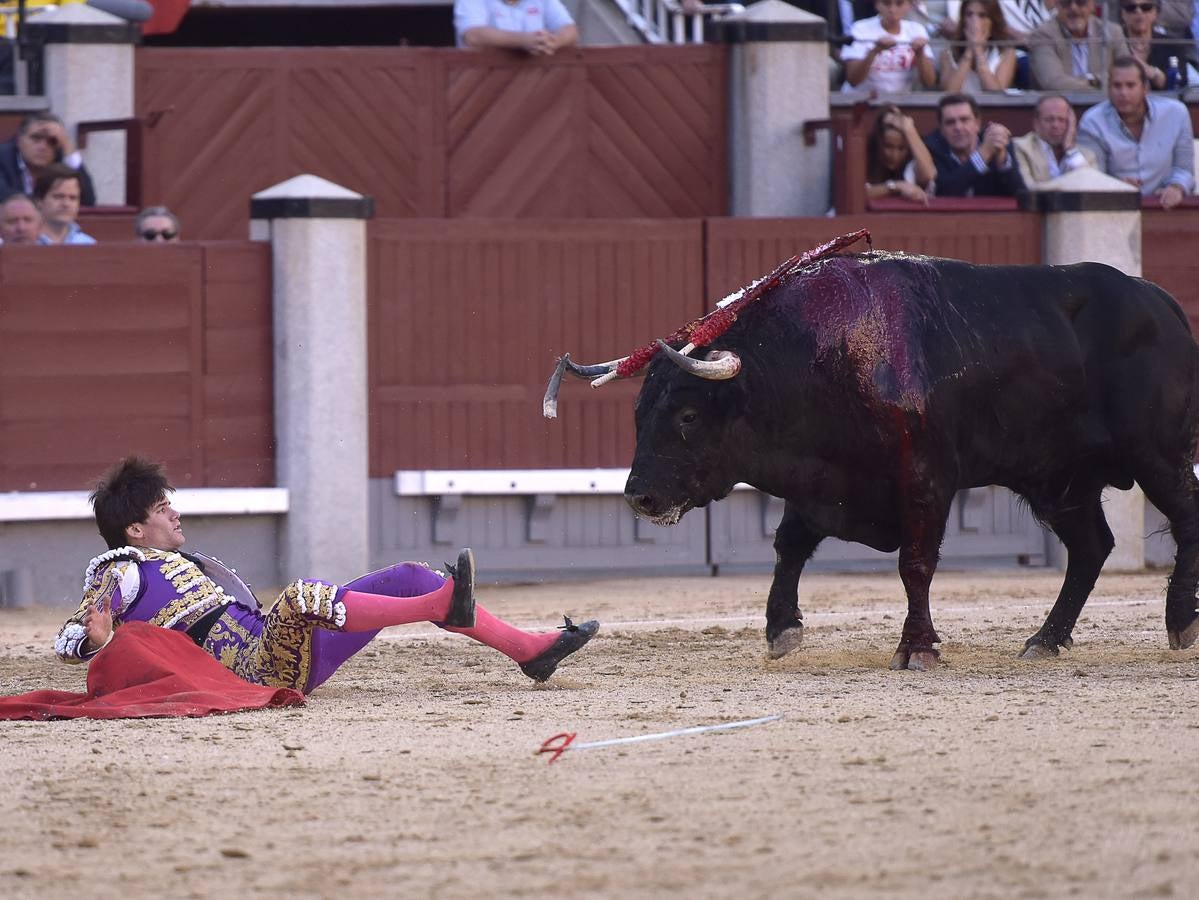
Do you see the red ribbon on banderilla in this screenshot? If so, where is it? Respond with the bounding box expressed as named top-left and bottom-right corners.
top-left (536, 714), bottom-right (783, 764)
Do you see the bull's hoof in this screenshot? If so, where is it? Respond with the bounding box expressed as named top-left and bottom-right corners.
top-left (1019, 641), bottom-right (1058, 660)
top-left (1167, 618), bottom-right (1199, 650)
top-left (888, 647), bottom-right (940, 671)
top-left (1020, 632), bottom-right (1073, 660)
top-left (767, 626), bottom-right (804, 660)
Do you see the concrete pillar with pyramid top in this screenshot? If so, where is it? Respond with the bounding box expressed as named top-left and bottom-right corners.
top-left (1019, 169), bottom-right (1145, 572)
top-left (250, 175), bottom-right (375, 583)
top-left (713, 0), bottom-right (831, 217)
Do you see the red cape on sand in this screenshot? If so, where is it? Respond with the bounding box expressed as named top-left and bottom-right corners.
top-left (0, 621), bottom-right (304, 720)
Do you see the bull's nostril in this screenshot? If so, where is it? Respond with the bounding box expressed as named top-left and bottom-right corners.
top-left (626, 493), bottom-right (657, 516)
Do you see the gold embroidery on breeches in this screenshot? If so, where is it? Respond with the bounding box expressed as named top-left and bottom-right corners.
top-left (203, 582), bottom-right (339, 691)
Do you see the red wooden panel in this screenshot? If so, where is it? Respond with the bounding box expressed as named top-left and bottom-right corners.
top-left (0, 242), bottom-right (271, 490)
top-left (201, 243), bottom-right (274, 486)
top-left (137, 47), bottom-right (444, 239)
top-left (1143, 208), bottom-right (1199, 338)
top-left (77, 210), bottom-right (140, 242)
top-left (137, 46), bottom-right (728, 238)
top-left (368, 218), bottom-right (704, 475)
top-left (138, 51), bottom-right (282, 239)
top-left (445, 63), bottom-right (584, 217)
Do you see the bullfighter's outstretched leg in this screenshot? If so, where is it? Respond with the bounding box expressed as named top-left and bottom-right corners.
top-left (1020, 486), bottom-right (1112, 659)
top-left (1134, 464), bottom-right (1199, 649)
top-left (889, 484), bottom-right (953, 672)
top-left (765, 503), bottom-right (823, 659)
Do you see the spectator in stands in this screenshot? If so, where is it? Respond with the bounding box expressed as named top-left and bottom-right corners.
top-left (1077, 56), bottom-right (1195, 208)
top-left (1012, 94), bottom-right (1097, 186)
top-left (908, 0), bottom-right (957, 37)
top-left (866, 104), bottom-right (937, 202)
top-left (0, 112), bottom-right (96, 206)
top-left (136, 205), bottom-right (180, 242)
top-left (922, 92), bottom-right (1024, 196)
top-left (1155, 0), bottom-right (1194, 38)
top-left (1121, 0), bottom-right (1189, 89)
top-left (996, 0), bottom-right (1054, 39)
top-left (939, 0), bottom-right (1018, 92)
top-left (0, 191), bottom-right (43, 244)
top-left (33, 163), bottom-right (95, 245)
top-left (841, 0), bottom-right (938, 94)
top-left (453, 0), bottom-right (578, 54)
top-left (1028, 0), bottom-right (1130, 90)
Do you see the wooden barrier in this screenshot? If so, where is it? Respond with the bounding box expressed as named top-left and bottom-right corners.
top-left (0, 241), bottom-right (273, 491)
top-left (4, 208), bottom-right (1197, 489)
top-left (367, 217), bottom-right (705, 476)
top-left (135, 45), bottom-right (729, 239)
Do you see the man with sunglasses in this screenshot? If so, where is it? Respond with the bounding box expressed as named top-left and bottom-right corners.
top-left (1028, 0), bottom-right (1130, 89)
top-left (0, 112), bottom-right (96, 208)
top-left (135, 205), bottom-right (180, 242)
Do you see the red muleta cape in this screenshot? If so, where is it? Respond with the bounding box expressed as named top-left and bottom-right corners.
top-left (0, 621), bottom-right (304, 720)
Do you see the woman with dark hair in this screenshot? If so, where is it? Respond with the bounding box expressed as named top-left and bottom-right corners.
top-left (865, 105), bottom-right (937, 203)
top-left (939, 0), bottom-right (1018, 92)
top-left (1120, 0), bottom-right (1189, 90)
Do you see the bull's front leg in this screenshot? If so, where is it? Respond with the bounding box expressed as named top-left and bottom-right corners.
top-left (766, 503), bottom-right (823, 659)
top-left (889, 484), bottom-right (953, 672)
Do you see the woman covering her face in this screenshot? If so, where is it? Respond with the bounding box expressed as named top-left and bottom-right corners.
top-left (939, 0), bottom-right (1018, 93)
top-left (1120, 0), bottom-right (1190, 90)
top-left (865, 105), bottom-right (937, 204)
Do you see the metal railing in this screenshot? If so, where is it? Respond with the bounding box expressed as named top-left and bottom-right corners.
top-left (609, 0), bottom-right (745, 45)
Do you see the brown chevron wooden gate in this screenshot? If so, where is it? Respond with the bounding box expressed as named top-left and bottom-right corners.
top-left (135, 46), bottom-right (728, 239)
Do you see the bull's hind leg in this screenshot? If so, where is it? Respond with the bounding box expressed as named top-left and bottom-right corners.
top-left (1021, 486), bottom-right (1111, 659)
top-left (1134, 465), bottom-right (1199, 649)
top-left (765, 503), bottom-right (822, 659)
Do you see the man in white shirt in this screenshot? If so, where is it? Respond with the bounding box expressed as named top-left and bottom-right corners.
top-left (454, 0), bottom-right (578, 55)
top-left (841, 0), bottom-right (938, 94)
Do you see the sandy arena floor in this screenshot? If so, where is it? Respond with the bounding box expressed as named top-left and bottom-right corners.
top-left (2, 568), bottom-right (1198, 900)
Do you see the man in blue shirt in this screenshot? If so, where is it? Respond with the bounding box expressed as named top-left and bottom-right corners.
top-left (33, 164), bottom-right (96, 245)
top-left (1078, 56), bottom-right (1195, 209)
top-left (454, 0), bottom-right (578, 54)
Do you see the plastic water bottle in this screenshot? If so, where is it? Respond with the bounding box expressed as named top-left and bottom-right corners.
top-left (1166, 56), bottom-right (1181, 89)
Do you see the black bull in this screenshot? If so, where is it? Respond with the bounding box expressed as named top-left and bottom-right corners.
top-left (597, 252), bottom-right (1199, 669)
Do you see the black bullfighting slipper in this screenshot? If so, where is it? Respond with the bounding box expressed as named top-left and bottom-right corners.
top-left (520, 616), bottom-right (600, 683)
top-left (441, 548), bottom-right (477, 628)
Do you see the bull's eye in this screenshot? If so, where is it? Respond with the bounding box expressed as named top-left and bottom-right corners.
top-left (679, 410), bottom-right (698, 427)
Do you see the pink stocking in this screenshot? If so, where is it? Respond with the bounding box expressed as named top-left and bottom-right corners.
top-left (339, 581), bottom-right (454, 632)
top-left (443, 604), bottom-right (558, 663)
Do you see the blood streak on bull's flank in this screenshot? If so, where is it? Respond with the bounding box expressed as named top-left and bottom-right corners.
top-left (797, 253), bottom-right (941, 571)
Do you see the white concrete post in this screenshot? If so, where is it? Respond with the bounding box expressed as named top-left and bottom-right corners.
top-left (716, 0), bottom-right (831, 216)
top-left (1021, 169), bottom-right (1145, 572)
top-left (250, 176), bottom-right (375, 583)
top-left (26, 5), bottom-right (136, 206)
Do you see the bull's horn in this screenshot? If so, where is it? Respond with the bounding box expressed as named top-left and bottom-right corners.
top-left (655, 340), bottom-right (741, 380)
top-left (543, 353), bottom-right (627, 418)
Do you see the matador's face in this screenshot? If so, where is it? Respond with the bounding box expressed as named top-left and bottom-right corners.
top-left (127, 495), bottom-right (185, 551)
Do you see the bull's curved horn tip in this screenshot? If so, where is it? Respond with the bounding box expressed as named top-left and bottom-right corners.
top-left (656, 340), bottom-right (741, 381)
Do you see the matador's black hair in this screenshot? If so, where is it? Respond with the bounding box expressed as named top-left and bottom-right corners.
top-left (90, 456), bottom-right (174, 550)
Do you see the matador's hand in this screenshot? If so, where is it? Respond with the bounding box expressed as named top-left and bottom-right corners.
top-left (83, 600), bottom-right (114, 651)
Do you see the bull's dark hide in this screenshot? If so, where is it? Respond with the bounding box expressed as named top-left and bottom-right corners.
top-left (623, 251), bottom-right (1199, 669)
